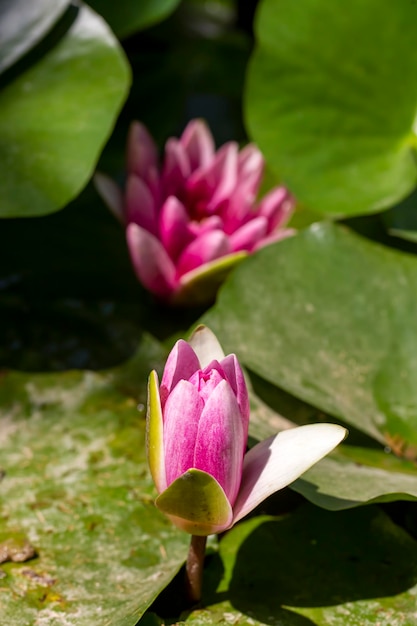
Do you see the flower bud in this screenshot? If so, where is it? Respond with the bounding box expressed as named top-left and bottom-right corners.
top-left (146, 326), bottom-right (347, 535)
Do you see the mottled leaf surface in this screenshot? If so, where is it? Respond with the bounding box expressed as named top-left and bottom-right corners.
top-left (0, 335), bottom-right (189, 625)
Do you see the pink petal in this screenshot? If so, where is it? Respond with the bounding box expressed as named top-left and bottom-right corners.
top-left (186, 142), bottom-right (238, 216)
top-left (125, 175), bottom-right (158, 235)
top-left (188, 216), bottom-right (223, 237)
top-left (162, 138), bottom-right (191, 199)
top-left (205, 142), bottom-right (239, 212)
top-left (194, 379), bottom-right (245, 506)
top-left (180, 119), bottom-right (216, 171)
top-left (218, 144), bottom-right (264, 233)
top-left (232, 423), bottom-right (347, 525)
top-left (126, 223), bottom-right (177, 299)
top-left (176, 230), bottom-right (230, 276)
top-left (163, 380), bottom-right (204, 486)
top-left (189, 365), bottom-right (225, 404)
top-left (126, 121), bottom-right (159, 180)
top-left (220, 193), bottom-right (253, 234)
top-left (237, 143), bottom-right (264, 198)
top-left (160, 339), bottom-right (200, 404)
top-left (159, 196), bottom-right (194, 262)
top-left (229, 217), bottom-right (268, 252)
top-left (257, 187), bottom-right (295, 232)
top-left (94, 172), bottom-right (124, 223)
top-left (189, 325), bottom-right (226, 368)
top-left (219, 354), bottom-right (250, 428)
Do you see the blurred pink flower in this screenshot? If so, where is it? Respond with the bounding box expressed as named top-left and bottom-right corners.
top-left (95, 119), bottom-right (295, 305)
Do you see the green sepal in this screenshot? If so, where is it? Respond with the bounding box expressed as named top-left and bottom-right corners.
top-left (156, 469), bottom-right (233, 536)
top-left (146, 370), bottom-right (166, 493)
top-left (173, 252), bottom-right (248, 306)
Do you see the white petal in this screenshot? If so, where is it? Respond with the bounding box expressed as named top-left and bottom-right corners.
top-left (189, 325), bottom-right (225, 368)
top-left (232, 423), bottom-right (347, 525)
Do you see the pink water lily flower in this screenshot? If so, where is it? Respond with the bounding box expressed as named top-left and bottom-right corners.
top-left (147, 326), bottom-right (347, 536)
top-left (95, 119), bottom-right (295, 305)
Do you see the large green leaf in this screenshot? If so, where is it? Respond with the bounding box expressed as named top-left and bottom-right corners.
top-left (245, 0), bottom-right (417, 216)
top-left (0, 0), bottom-right (69, 73)
top-left (87, 0), bottom-right (182, 38)
top-left (203, 223), bottom-right (417, 506)
top-left (0, 335), bottom-right (189, 625)
top-left (142, 505), bottom-right (417, 625)
top-left (293, 449), bottom-right (417, 510)
top-left (0, 4), bottom-right (130, 218)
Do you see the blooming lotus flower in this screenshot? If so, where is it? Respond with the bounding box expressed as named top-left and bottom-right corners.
top-left (95, 120), bottom-right (295, 305)
top-left (147, 326), bottom-right (347, 536)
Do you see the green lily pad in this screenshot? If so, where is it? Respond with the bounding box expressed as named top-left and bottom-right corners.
top-left (0, 0), bottom-right (69, 74)
top-left (0, 4), bottom-right (130, 217)
top-left (204, 223), bottom-right (417, 449)
top-left (245, 0), bottom-right (417, 216)
top-left (293, 448), bottom-right (417, 511)
top-left (0, 334), bottom-right (189, 625)
top-left (203, 223), bottom-right (417, 505)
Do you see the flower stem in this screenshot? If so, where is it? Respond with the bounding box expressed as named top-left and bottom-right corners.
top-left (185, 534), bottom-right (207, 604)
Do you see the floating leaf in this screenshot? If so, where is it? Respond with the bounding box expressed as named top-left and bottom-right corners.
top-left (203, 223), bottom-right (417, 506)
top-left (0, 4), bottom-right (130, 217)
top-left (0, 335), bottom-right (189, 625)
top-left (245, 0), bottom-right (417, 215)
top-left (293, 447), bottom-right (417, 510)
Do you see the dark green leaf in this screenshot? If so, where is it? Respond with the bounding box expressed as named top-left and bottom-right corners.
top-left (87, 0), bottom-right (182, 38)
